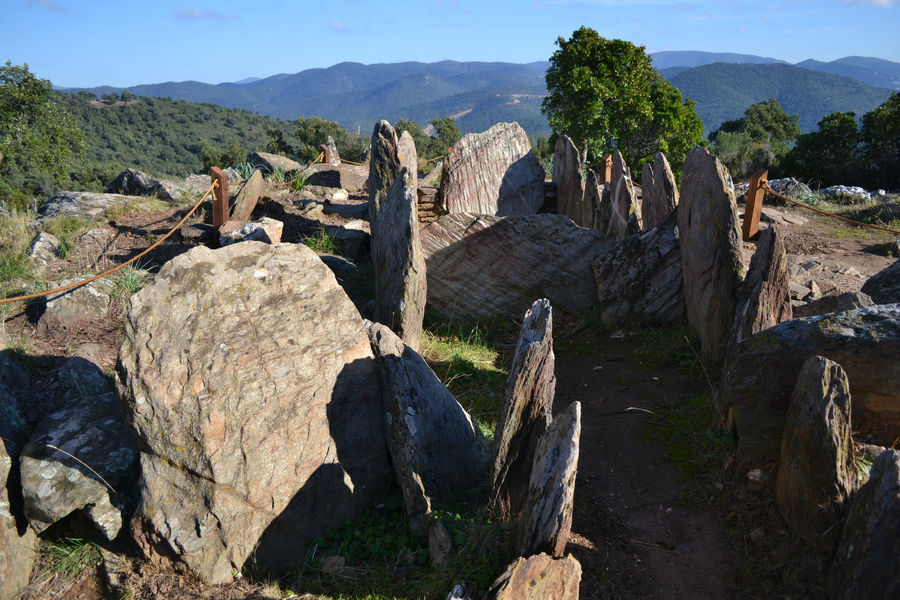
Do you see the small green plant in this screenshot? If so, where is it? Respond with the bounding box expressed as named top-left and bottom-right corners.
top-left (268, 166), bottom-right (288, 184)
top-left (113, 265), bottom-right (148, 298)
top-left (794, 190), bottom-right (827, 207)
top-left (234, 162), bottom-right (256, 180)
top-left (302, 228), bottom-right (338, 254)
top-left (290, 169), bottom-right (310, 192)
top-left (56, 238), bottom-right (73, 259)
top-left (41, 537), bottom-right (102, 579)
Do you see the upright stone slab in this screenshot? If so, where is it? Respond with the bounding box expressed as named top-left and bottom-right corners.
top-left (585, 169), bottom-right (611, 234)
top-left (117, 242), bottom-right (391, 582)
top-left (830, 449), bottom-right (900, 600)
top-left (421, 213), bottom-right (615, 320)
top-left (397, 130), bottom-right (419, 193)
top-left (484, 553), bottom-right (582, 600)
top-left (592, 212), bottom-right (684, 327)
top-left (729, 225), bottom-right (792, 350)
top-left (518, 401), bottom-right (580, 558)
top-left (438, 122), bottom-right (544, 216)
top-left (861, 258), bottom-right (900, 304)
top-left (775, 356), bottom-right (857, 548)
top-left (372, 168), bottom-right (427, 351)
top-left (553, 135), bottom-right (585, 225)
top-left (721, 304), bottom-right (900, 466)
top-left (490, 299), bottom-right (555, 517)
top-left (366, 321), bottom-right (489, 531)
top-left (679, 146), bottom-right (744, 363)
top-left (230, 169), bottom-right (265, 222)
top-left (641, 152), bottom-right (679, 231)
top-left (368, 120), bottom-right (401, 234)
top-left (322, 136), bottom-right (341, 166)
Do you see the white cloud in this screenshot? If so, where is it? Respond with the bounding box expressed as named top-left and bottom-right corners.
top-left (176, 8), bottom-right (228, 20)
top-left (329, 21), bottom-right (349, 32)
top-left (28, 0), bottom-right (65, 11)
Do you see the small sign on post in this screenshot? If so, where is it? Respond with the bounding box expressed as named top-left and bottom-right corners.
top-left (209, 167), bottom-right (229, 228)
top-left (742, 168), bottom-right (768, 240)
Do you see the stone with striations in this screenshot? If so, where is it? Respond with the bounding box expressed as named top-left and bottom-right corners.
top-left (679, 146), bottom-right (745, 363)
top-left (861, 258), bottom-right (900, 305)
top-left (248, 151), bottom-right (303, 174)
top-left (641, 152), bottom-right (679, 231)
top-left (518, 401), bottom-right (580, 558)
top-left (397, 130), bottom-right (419, 193)
top-left (553, 134), bottom-right (585, 226)
top-left (368, 120), bottom-right (402, 234)
top-left (490, 299), bottom-right (555, 517)
top-left (439, 122), bottom-right (544, 216)
top-left (484, 553), bottom-right (582, 600)
top-left (117, 242), bottom-right (391, 583)
top-left (585, 169), bottom-right (610, 233)
top-left (606, 150), bottom-right (641, 240)
top-left (421, 213), bottom-right (615, 320)
top-left (776, 356), bottom-right (857, 549)
top-left (230, 169), bottom-right (265, 222)
top-left (592, 211), bottom-right (684, 327)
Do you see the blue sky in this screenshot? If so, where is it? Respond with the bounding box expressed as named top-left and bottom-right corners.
top-left (2, 0), bottom-right (898, 87)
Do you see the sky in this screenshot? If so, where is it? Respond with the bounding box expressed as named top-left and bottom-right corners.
top-left (2, 0), bottom-right (899, 88)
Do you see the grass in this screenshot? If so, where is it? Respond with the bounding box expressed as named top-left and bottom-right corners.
top-left (291, 170), bottom-right (310, 192)
top-left (113, 265), bottom-right (149, 298)
top-left (303, 228), bottom-right (339, 254)
top-left (0, 209), bottom-right (38, 296)
top-left (234, 162), bottom-right (256, 180)
top-left (40, 537), bottom-right (103, 579)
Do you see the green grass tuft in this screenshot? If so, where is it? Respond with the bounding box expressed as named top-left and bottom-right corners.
top-left (41, 537), bottom-right (103, 579)
top-left (303, 228), bottom-right (339, 254)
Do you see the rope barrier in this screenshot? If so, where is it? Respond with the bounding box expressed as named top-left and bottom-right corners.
top-left (761, 182), bottom-right (900, 236)
top-left (336, 157), bottom-right (366, 166)
top-left (0, 180), bottom-right (218, 306)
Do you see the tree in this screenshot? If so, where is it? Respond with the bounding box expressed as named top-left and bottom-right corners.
top-left (266, 127), bottom-right (294, 157)
top-left (395, 118), bottom-right (430, 158)
top-left (709, 98), bottom-right (800, 179)
top-left (861, 92), bottom-right (900, 190)
top-left (295, 115), bottom-right (368, 163)
top-left (784, 112), bottom-right (861, 187)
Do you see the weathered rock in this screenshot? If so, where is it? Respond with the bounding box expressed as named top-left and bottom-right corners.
top-left (106, 168), bottom-right (176, 200)
top-left (219, 217), bottom-right (283, 246)
top-left (428, 521), bottom-right (453, 565)
top-left (0, 352), bottom-right (31, 401)
top-left (372, 168), bottom-right (426, 350)
top-left (28, 232), bottom-right (60, 272)
top-left (322, 136), bottom-right (341, 165)
top-left (248, 151), bottom-right (303, 174)
top-left (484, 553), bottom-right (582, 600)
top-left (490, 299), bottom-right (555, 517)
top-left (775, 356), bottom-right (857, 548)
top-left (641, 152), bottom-right (679, 231)
top-left (118, 242), bottom-right (391, 582)
top-left (553, 134), bottom-right (585, 225)
top-left (861, 258), bottom-right (900, 304)
top-left (519, 401), bottom-right (580, 558)
top-left (438, 122), bottom-right (544, 216)
top-left (585, 169), bottom-right (610, 233)
top-left (792, 291), bottom-right (874, 318)
top-left (397, 130), bottom-right (418, 194)
top-left (422, 160), bottom-right (443, 188)
top-left (421, 213), bottom-right (615, 320)
top-left (830, 449), bottom-right (900, 600)
top-left (230, 169), bottom-right (265, 222)
top-left (592, 212), bottom-right (684, 327)
top-left (368, 120), bottom-right (402, 235)
top-left (20, 390), bottom-right (139, 540)
top-left (37, 191), bottom-right (131, 222)
top-left (366, 321), bottom-right (489, 532)
top-left (607, 151), bottom-right (641, 240)
top-left (678, 146), bottom-right (744, 363)
top-left (307, 163), bottom-right (369, 194)
top-left (721, 304), bottom-right (900, 465)
top-left (57, 355), bottom-right (114, 401)
top-left (729, 226), bottom-right (792, 350)
top-left (325, 221), bottom-right (370, 259)
top-left (36, 277), bottom-right (114, 334)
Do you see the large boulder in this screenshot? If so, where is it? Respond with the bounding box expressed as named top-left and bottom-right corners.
top-left (830, 449), bottom-right (900, 600)
top-left (721, 304), bottom-right (900, 466)
top-left (552, 135), bottom-right (585, 225)
top-left (641, 152), bottom-right (678, 231)
top-left (36, 277), bottom-right (114, 335)
top-left (421, 213), bottom-right (615, 320)
top-left (106, 168), bottom-right (175, 200)
top-left (372, 168), bottom-right (427, 351)
top-left (307, 163), bottom-right (369, 194)
top-left (490, 299), bottom-right (555, 517)
top-left (678, 146), bottom-right (744, 363)
top-left (37, 191), bottom-right (131, 222)
top-left (484, 553), bottom-right (582, 600)
top-left (775, 356), bottom-right (857, 548)
top-left (861, 258), bottom-right (900, 304)
top-left (792, 291), bottom-right (874, 319)
top-left (607, 150), bottom-right (641, 240)
top-left (366, 322), bottom-right (489, 534)
top-left (438, 122), bottom-right (544, 216)
top-left (117, 242), bottom-right (391, 582)
top-left (248, 151), bottom-right (303, 174)
top-left (592, 212), bottom-right (684, 327)
top-left (368, 120), bottom-right (402, 234)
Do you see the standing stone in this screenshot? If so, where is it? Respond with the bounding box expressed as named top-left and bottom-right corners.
top-left (518, 401), bottom-right (580, 558)
top-left (592, 212), bottom-right (684, 327)
top-left (484, 553), bottom-right (582, 600)
top-left (438, 122), bottom-right (544, 216)
top-left (372, 168), bottom-right (427, 352)
top-left (830, 449), bottom-right (900, 600)
top-left (861, 258), bottom-right (900, 304)
top-left (366, 321), bottom-right (489, 533)
top-left (322, 136), bottom-right (341, 166)
top-left (721, 305), bottom-right (900, 466)
top-left (552, 135), bottom-right (585, 225)
top-left (775, 356), bottom-right (857, 549)
top-left (230, 169), bottom-right (265, 222)
top-left (642, 152), bottom-right (679, 230)
top-left (607, 151), bottom-right (641, 240)
top-left (421, 213), bottom-right (615, 320)
top-left (585, 169), bottom-right (611, 234)
top-left (368, 120), bottom-right (401, 234)
top-left (490, 299), bottom-right (555, 517)
top-left (117, 242), bottom-right (391, 583)
top-left (729, 225), bottom-right (792, 350)
top-left (397, 130), bottom-right (419, 194)
top-left (678, 146), bottom-right (744, 363)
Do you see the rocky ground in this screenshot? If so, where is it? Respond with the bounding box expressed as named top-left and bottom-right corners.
top-left (2, 181), bottom-right (898, 599)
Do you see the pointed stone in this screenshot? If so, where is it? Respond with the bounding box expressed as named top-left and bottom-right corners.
top-left (607, 151), bottom-right (641, 239)
top-left (642, 152), bottom-right (679, 231)
top-left (372, 168), bottom-right (427, 350)
top-left (518, 401), bottom-right (580, 558)
top-left (230, 169), bottom-right (265, 222)
top-left (552, 134), bottom-right (585, 225)
top-left (585, 169), bottom-right (611, 234)
top-left (776, 356), bottom-right (857, 548)
top-left (484, 553), bottom-right (582, 600)
top-left (397, 130), bottom-right (418, 193)
top-left (368, 120), bottom-right (402, 235)
top-left (678, 146), bottom-right (744, 363)
top-left (490, 299), bottom-right (555, 517)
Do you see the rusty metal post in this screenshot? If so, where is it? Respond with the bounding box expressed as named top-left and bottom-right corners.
top-left (600, 154), bottom-right (612, 184)
top-left (742, 169), bottom-right (768, 240)
top-left (209, 167), bottom-right (229, 227)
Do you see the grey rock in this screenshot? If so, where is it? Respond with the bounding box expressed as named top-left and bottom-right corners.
top-left (420, 213), bottom-right (615, 320)
top-left (372, 169), bottom-right (427, 350)
top-left (820, 185), bottom-right (871, 204)
top-left (678, 146), bottom-right (744, 363)
top-left (584, 169), bottom-right (610, 233)
top-left (484, 553), bottom-right (582, 600)
top-left (789, 281), bottom-right (812, 300)
top-left (106, 168), bottom-right (176, 200)
top-left (118, 242), bottom-right (391, 582)
top-left (0, 352), bottom-right (31, 405)
top-left (248, 151), bottom-right (303, 174)
top-left (36, 277), bottom-right (114, 334)
top-left (322, 136), bottom-right (341, 166)
top-left (397, 130), bottom-right (419, 194)
top-left (607, 150), bottom-right (641, 240)
top-left (792, 291), bottom-right (874, 318)
top-left (28, 232), bottom-right (60, 271)
top-left (641, 152), bottom-right (679, 231)
top-left (307, 163), bottom-right (369, 194)
top-left (429, 521), bottom-right (453, 565)
top-left (230, 169), bottom-right (265, 222)
top-left (861, 258), bottom-right (900, 304)
top-left (324, 223), bottom-right (370, 259)
top-left (57, 355), bottom-right (113, 402)
top-left (592, 212), bottom-right (684, 327)
top-left (219, 217), bottom-right (283, 246)
top-left (553, 134), bottom-right (585, 225)
top-left (776, 356), bottom-right (857, 548)
top-left (490, 299), bottom-right (555, 517)
top-left (830, 449), bottom-right (900, 600)
top-left (1, 400), bottom-right (37, 600)
top-left (38, 191), bottom-right (131, 222)
top-left (439, 122), bottom-right (544, 216)
top-left (368, 120), bottom-right (402, 236)
top-left (519, 401), bottom-right (580, 558)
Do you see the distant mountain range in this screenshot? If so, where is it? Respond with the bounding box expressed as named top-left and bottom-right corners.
top-left (62, 52), bottom-right (898, 138)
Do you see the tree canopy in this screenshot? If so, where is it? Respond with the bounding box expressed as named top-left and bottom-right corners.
top-left (709, 98), bottom-right (801, 179)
